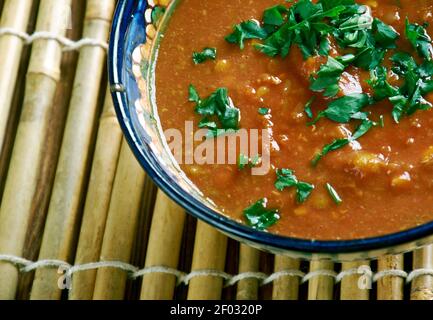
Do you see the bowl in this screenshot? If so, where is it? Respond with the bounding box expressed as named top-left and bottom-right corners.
top-left (108, 0), bottom-right (433, 261)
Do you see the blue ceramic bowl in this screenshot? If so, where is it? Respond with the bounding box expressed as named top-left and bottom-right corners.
top-left (108, 0), bottom-right (433, 261)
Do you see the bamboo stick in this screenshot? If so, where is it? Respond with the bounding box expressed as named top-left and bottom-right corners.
top-left (92, 141), bottom-right (147, 300)
top-left (174, 214), bottom-right (197, 300)
top-left (0, 0), bottom-right (34, 188)
top-left (68, 88), bottom-right (123, 300)
top-left (16, 0), bottom-right (86, 299)
top-left (340, 261), bottom-right (370, 300)
top-left (0, 0), bottom-right (72, 300)
top-left (377, 255), bottom-right (404, 300)
top-left (0, 0), bottom-right (42, 200)
top-left (411, 246), bottom-right (433, 300)
top-left (236, 245), bottom-right (260, 300)
top-left (30, 0), bottom-right (115, 300)
top-left (272, 256), bottom-right (300, 300)
top-left (308, 260), bottom-right (334, 300)
top-left (187, 222), bottom-right (228, 300)
top-left (124, 175), bottom-right (157, 300)
top-left (140, 191), bottom-right (186, 300)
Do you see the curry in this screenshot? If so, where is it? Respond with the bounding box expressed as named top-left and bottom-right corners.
top-left (155, 0), bottom-right (433, 240)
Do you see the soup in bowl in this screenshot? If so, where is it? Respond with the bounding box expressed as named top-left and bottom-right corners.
top-left (109, 0), bottom-right (433, 260)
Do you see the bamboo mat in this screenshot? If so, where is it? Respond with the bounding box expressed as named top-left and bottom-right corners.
top-left (0, 0), bottom-right (433, 301)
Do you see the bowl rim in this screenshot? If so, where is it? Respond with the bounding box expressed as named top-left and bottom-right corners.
top-left (108, 0), bottom-right (433, 256)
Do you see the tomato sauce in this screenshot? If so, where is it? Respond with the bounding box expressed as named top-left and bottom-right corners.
top-left (155, 0), bottom-right (433, 240)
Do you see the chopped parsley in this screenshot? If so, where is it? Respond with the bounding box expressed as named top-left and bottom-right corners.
top-left (379, 115), bottom-right (385, 128)
top-left (325, 183), bottom-right (343, 205)
top-left (311, 93), bottom-right (371, 124)
top-left (192, 47), bottom-right (217, 64)
top-left (275, 169), bottom-right (315, 203)
top-left (238, 154), bottom-right (249, 170)
top-left (258, 107), bottom-right (270, 115)
top-left (387, 52), bottom-right (433, 122)
top-left (406, 19), bottom-right (433, 61)
top-left (312, 119), bottom-right (374, 166)
top-left (251, 154), bottom-right (261, 167)
top-left (243, 198), bottom-right (280, 230)
top-left (225, 20), bottom-right (269, 49)
top-left (309, 55), bottom-right (354, 97)
top-left (304, 97), bottom-right (315, 119)
top-left (238, 154), bottom-right (261, 170)
top-left (188, 85), bottom-right (241, 137)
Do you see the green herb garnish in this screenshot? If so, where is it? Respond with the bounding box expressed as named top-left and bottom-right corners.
top-left (309, 55), bottom-right (354, 97)
top-left (311, 93), bottom-right (371, 124)
top-left (225, 20), bottom-right (269, 49)
top-left (238, 154), bottom-right (262, 170)
top-left (238, 154), bottom-right (249, 170)
top-left (258, 107), bottom-right (270, 115)
top-left (304, 97), bottom-right (315, 119)
top-left (192, 47), bottom-right (217, 64)
top-left (379, 115), bottom-right (385, 128)
top-left (275, 168), bottom-right (315, 203)
top-left (189, 85), bottom-right (241, 137)
top-left (250, 154), bottom-right (261, 167)
top-left (325, 183), bottom-right (343, 205)
top-left (312, 119), bottom-right (374, 166)
top-left (406, 18), bottom-right (433, 61)
top-left (243, 198), bottom-right (280, 230)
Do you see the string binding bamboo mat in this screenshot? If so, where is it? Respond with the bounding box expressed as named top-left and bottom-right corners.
top-left (0, 0), bottom-right (433, 301)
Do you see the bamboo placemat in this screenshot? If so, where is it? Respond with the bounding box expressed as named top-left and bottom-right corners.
top-left (0, 0), bottom-right (433, 301)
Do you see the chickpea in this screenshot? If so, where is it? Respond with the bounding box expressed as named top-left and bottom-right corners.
top-left (256, 86), bottom-right (270, 97)
top-left (311, 193), bottom-right (331, 210)
top-left (214, 59), bottom-right (230, 73)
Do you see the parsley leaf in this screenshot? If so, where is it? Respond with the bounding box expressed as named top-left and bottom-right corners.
top-left (406, 18), bottom-right (433, 61)
top-left (226, 20), bottom-right (268, 49)
top-left (313, 93), bottom-right (370, 124)
top-left (304, 97), bottom-right (315, 119)
top-left (275, 168), bottom-right (298, 190)
top-left (312, 138), bottom-right (350, 166)
top-left (189, 85), bottom-right (241, 136)
top-left (188, 84), bottom-right (200, 103)
top-left (312, 119), bottom-right (374, 165)
top-left (238, 154), bottom-right (249, 170)
top-left (275, 169), bottom-right (315, 203)
top-left (243, 199), bottom-right (280, 230)
top-left (238, 154), bottom-right (262, 170)
top-left (325, 183), bottom-right (343, 205)
top-left (263, 5), bottom-right (289, 29)
top-left (386, 52), bottom-right (433, 122)
top-left (296, 182), bottom-right (316, 203)
top-left (192, 47), bottom-right (217, 64)
top-left (367, 66), bottom-right (399, 101)
top-left (373, 18), bottom-right (399, 49)
top-left (309, 55), bottom-right (355, 97)
top-left (258, 107), bottom-right (270, 115)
